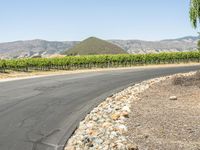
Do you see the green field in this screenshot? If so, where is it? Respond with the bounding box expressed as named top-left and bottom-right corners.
top-left (0, 51), bottom-right (200, 73)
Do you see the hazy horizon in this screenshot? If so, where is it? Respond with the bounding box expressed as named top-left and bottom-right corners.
top-left (0, 35), bottom-right (199, 44)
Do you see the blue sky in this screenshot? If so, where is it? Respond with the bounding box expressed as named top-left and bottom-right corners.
top-left (0, 0), bottom-right (198, 42)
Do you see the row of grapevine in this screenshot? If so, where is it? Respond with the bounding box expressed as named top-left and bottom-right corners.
top-left (0, 51), bottom-right (200, 73)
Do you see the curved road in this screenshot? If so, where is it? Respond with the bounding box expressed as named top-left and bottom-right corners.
top-left (0, 65), bottom-right (199, 150)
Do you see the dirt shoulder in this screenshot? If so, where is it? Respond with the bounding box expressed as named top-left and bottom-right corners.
top-left (126, 72), bottom-right (200, 150)
top-left (0, 63), bottom-right (199, 82)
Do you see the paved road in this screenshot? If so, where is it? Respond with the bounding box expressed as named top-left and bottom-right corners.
top-left (0, 65), bottom-right (199, 150)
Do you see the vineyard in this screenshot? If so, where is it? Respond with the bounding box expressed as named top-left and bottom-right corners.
top-left (0, 51), bottom-right (200, 73)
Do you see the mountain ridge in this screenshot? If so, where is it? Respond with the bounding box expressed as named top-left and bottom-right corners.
top-left (0, 36), bottom-right (198, 59)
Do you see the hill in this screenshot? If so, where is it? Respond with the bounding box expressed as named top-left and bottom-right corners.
top-left (64, 37), bottom-right (127, 55)
top-left (0, 36), bottom-right (198, 59)
top-left (0, 39), bottom-right (78, 59)
top-left (109, 36), bottom-right (198, 54)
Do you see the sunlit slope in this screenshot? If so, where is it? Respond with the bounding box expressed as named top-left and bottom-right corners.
top-left (65, 37), bottom-right (127, 55)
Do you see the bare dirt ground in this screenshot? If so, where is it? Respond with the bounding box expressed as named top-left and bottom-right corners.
top-left (0, 63), bottom-right (199, 81)
top-left (126, 72), bottom-right (200, 150)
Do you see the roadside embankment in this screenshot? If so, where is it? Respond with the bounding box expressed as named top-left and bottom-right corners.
top-left (126, 71), bottom-right (200, 149)
top-left (64, 70), bottom-right (199, 150)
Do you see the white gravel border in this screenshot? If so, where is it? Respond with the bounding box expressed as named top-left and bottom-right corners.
top-left (65, 71), bottom-right (196, 150)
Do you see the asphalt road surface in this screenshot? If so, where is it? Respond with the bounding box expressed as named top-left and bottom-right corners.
top-left (0, 65), bottom-right (199, 150)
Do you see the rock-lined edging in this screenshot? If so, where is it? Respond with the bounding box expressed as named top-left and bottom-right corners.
top-left (65, 72), bottom-right (195, 150)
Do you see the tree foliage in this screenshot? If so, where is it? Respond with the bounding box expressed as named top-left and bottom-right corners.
top-left (190, 0), bottom-right (200, 29)
top-left (197, 40), bottom-right (200, 50)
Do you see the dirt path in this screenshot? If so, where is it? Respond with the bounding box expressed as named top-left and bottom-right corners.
top-left (126, 74), bottom-right (200, 150)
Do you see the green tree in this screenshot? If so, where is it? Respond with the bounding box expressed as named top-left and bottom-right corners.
top-left (198, 39), bottom-right (200, 50)
top-left (190, 0), bottom-right (200, 28)
top-left (190, 0), bottom-right (200, 51)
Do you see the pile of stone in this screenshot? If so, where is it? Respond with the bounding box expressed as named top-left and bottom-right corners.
top-left (65, 72), bottom-right (195, 150)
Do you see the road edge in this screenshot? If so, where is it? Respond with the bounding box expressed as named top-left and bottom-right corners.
top-left (0, 63), bottom-right (199, 83)
top-left (64, 71), bottom-right (196, 150)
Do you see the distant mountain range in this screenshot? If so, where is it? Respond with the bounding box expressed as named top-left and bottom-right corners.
top-left (0, 40), bottom-right (79, 59)
top-left (110, 36), bottom-right (198, 54)
top-left (0, 36), bottom-right (198, 59)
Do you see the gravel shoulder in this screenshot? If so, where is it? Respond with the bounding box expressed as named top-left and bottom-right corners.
top-left (65, 71), bottom-right (200, 150)
top-left (0, 63), bottom-right (199, 82)
top-left (64, 73), bottom-right (170, 150)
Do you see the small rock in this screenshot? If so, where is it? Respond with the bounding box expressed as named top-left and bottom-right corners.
top-left (94, 138), bottom-right (104, 144)
top-left (110, 143), bottom-right (118, 149)
top-left (115, 124), bottom-right (128, 134)
top-left (169, 96), bottom-right (177, 100)
top-left (82, 137), bottom-right (90, 144)
top-left (104, 107), bottom-right (113, 113)
top-left (127, 143), bottom-right (139, 150)
top-left (122, 106), bottom-right (131, 112)
top-left (65, 145), bottom-right (75, 150)
top-left (110, 131), bottom-right (118, 139)
top-left (122, 111), bottom-right (129, 118)
top-left (134, 123), bottom-right (141, 127)
top-left (111, 113), bottom-right (121, 120)
top-left (88, 129), bottom-right (98, 136)
top-left (98, 118), bottom-right (106, 123)
top-left (144, 134), bottom-right (149, 139)
top-left (87, 142), bottom-right (93, 147)
top-left (116, 142), bottom-right (126, 149)
top-left (92, 115), bottom-right (99, 121)
top-left (102, 122), bottom-right (112, 128)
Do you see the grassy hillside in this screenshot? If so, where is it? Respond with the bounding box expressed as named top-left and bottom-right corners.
top-left (64, 37), bottom-right (127, 55)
